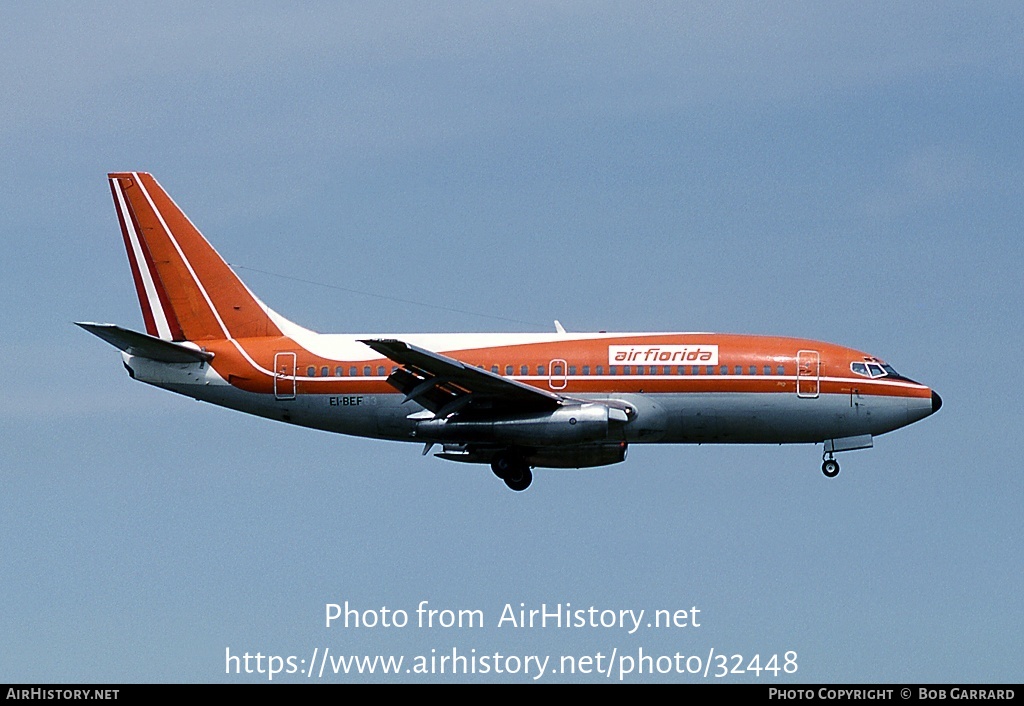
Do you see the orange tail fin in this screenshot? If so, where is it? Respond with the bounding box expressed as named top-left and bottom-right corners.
top-left (108, 172), bottom-right (283, 342)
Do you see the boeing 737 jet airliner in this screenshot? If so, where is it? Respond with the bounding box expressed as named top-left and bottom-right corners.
top-left (79, 172), bottom-right (941, 491)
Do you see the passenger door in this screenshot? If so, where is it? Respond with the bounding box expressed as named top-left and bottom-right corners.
top-left (796, 349), bottom-right (820, 398)
top-left (274, 352), bottom-right (296, 400)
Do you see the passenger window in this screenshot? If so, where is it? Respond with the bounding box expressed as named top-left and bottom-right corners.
top-left (609, 366), bottom-right (616, 375)
top-left (721, 365), bottom-right (728, 375)
top-left (569, 366), bottom-right (577, 375)
top-left (706, 366), bottom-right (714, 375)
top-left (777, 364), bottom-right (785, 376)
top-left (538, 365), bottom-right (546, 375)
top-left (582, 365), bottom-right (590, 375)
top-left (623, 366), bottom-right (631, 375)
top-left (596, 365), bottom-right (603, 375)
top-left (307, 366), bottom-right (316, 376)
top-left (749, 365), bottom-right (757, 375)
top-left (320, 366), bottom-right (328, 377)
top-left (336, 366), bottom-right (344, 377)
top-left (521, 365), bottom-right (528, 376)
top-left (553, 364), bottom-right (563, 375)
top-left (363, 366), bottom-right (371, 376)
top-left (377, 366), bottom-right (386, 376)
top-left (350, 366), bottom-right (358, 377)
top-left (734, 365), bottom-right (742, 375)
top-left (505, 365), bottom-right (514, 375)
top-left (763, 365), bottom-right (771, 376)
top-left (490, 365), bottom-right (498, 373)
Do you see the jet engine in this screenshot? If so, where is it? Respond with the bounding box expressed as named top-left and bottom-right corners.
top-left (416, 403), bottom-right (613, 446)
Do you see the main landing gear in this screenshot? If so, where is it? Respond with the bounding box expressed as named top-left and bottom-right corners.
top-left (491, 452), bottom-right (533, 492)
top-left (821, 452), bottom-right (840, 478)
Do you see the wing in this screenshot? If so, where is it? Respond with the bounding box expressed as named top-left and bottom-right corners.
top-left (359, 338), bottom-right (562, 417)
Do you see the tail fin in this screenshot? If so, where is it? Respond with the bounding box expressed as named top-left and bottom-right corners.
top-left (108, 172), bottom-right (283, 342)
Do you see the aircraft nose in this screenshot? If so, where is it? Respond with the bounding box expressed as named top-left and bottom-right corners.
top-left (932, 391), bottom-right (943, 414)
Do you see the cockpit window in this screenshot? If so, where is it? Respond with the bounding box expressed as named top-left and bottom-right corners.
top-left (851, 360), bottom-right (902, 379)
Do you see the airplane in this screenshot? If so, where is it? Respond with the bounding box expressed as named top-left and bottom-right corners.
top-left (78, 172), bottom-right (942, 492)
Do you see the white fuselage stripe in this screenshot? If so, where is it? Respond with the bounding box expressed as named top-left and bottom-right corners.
top-left (285, 372), bottom-right (927, 396)
top-left (113, 180), bottom-right (171, 340)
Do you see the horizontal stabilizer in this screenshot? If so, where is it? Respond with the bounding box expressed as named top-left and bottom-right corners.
top-left (75, 322), bottom-right (214, 363)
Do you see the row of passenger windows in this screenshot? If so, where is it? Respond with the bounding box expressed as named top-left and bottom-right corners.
top-left (307, 365), bottom-right (394, 377)
top-left (542, 364), bottom-right (789, 376)
top-left (302, 363), bottom-right (789, 377)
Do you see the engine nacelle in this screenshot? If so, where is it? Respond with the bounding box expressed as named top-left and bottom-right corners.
top-left (527, 442), bottom-right (628, 469)
top-left (417, 403), bottom-right (611, 446)
top-left (436, 442), bottom-right (628, 469)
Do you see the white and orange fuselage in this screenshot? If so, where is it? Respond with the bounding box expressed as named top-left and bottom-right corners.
top-left (79, 172), bottom-right (941, 491)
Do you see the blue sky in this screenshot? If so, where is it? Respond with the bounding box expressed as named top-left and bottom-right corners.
top-left (2, 3), bottom-right (1021, 683)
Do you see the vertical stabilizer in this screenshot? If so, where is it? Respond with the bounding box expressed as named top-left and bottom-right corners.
top-left (108, 172), bottom-right (283, 342)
